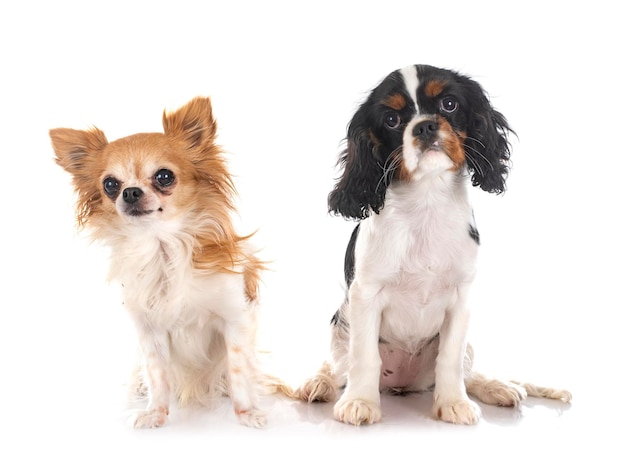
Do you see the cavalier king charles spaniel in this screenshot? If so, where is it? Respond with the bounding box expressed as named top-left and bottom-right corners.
top-left (295, 64), bottom-right (571, 425)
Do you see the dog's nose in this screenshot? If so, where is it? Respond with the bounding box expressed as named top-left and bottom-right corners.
top-left (413, 120), bottom-right (438, 140)
top-left (122, 187), bottom-right (143, 204)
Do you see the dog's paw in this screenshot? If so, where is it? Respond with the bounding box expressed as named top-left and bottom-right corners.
top-left (299, 375), bottom-right (336, 403)
top-left (130, 407), bottom-right (169, 429)
top-left (486, 381), bottom-right (527, 407)
top-left (468, 378), bottom-right (528, 407)
top-left (334, 398), bottom-right (382, 426)
top-left (434, 398), bottom-right (481, 425)
top-left (236, 408), bottom-right (267, 428)
top-left (548, 389), bottom-right (573, 403)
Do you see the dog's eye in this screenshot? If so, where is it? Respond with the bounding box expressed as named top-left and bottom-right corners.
top-left (103, 177), bottom-right (120, 197)
top-left (155, 169), bottom-right (175, 187)
top-left (384, 112), bottom-right (402, 129)
top-left (440, 97), bottom-right (458, 113)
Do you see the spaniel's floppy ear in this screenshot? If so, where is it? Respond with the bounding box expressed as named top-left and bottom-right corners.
top-left (328, 109), bottom-right (388, 220)
top-left (463, 78), bottom-right (514, 194)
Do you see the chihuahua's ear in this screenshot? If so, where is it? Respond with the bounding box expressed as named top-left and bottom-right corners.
top-left (50, 127), bottom-right (108, 177)
top-left (50, 127), bottom-right (109, 228)
top-left (162, 96), bottom-right (217, 149)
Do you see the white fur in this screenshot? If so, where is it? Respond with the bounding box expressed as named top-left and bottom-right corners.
top-left (400, 65), bottom-right (419, 110)
top-left (106, 213), bottom-right (265, 429)
top-left (334, 163), bottom-right (481, 425)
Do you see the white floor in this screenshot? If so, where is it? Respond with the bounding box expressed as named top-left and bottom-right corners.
top-left (97, 390), bottom-right (580, 452)
top-left (2, 359), bottom-right (601, 453)
top-left (1, 269), bottom-right (613, 453)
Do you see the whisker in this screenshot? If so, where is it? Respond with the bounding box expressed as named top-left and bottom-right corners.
top-left (375, 146), bottom-right (403, 192)
top-left (464, 139), bottom-right (494, 172)
top-left (465, 136), bottom-right (486, 149)
top-left (464, 152), bottom-right (483, 176)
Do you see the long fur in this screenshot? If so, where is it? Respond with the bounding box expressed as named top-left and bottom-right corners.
top-left (51, 97), bottom-right (267, 428)
top-left (295, 65), bottom-right (571, 425)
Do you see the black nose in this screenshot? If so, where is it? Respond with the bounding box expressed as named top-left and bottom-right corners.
top-left (413, 120), bottom-right (438, 140)
top-left (122, 187), bottom-right (143, 204)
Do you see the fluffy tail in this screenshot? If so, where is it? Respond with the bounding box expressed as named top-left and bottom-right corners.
top-left (512, 380), bottom-right (572, 403)
top-left (258, 373), bottom-right (302, 399)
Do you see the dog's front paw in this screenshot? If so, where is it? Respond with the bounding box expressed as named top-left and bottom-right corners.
top-left (334, 398), bottom-right (382, 426)
top-left (433, 398), bottom-right (480, 425)
top-left (130, 406), bottom-right (169, 429)
top-left (236, 408), bottom-right (267, 428)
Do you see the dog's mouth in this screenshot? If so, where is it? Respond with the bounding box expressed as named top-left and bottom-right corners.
top-left (423, 140), bottom-right (443, 154)
top-left (124, 207), bottom-right (163, 217)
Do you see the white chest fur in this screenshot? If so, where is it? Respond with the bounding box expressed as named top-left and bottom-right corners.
top-left (352, 174), bottom-right (479, 352)
top-left (105, 223), bottom-right (246, 332)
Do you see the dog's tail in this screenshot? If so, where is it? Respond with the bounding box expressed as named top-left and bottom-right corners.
top-left (258, 373), bottom-right (302, 399)
top-left (511, 380), bottom-right (572, 403)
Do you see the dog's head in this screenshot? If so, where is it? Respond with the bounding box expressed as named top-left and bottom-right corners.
top-left (328, 64), bottom-right (513, 220)
top-left (51, 97), bottom-right (235, 235)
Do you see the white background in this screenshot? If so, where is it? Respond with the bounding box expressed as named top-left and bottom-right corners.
top-left (1, 1), bottom-right (623, 452)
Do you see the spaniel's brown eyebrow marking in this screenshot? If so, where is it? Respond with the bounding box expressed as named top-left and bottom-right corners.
top-left (425, 80), bottom-right (446, 98)
top-left (381, 93), bottom-right (406, 110)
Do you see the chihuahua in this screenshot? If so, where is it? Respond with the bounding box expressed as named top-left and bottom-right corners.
top-left (51, 97), bottom-right (267, 428)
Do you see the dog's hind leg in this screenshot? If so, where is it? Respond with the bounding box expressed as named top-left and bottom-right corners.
top-left (298, 361), bottom-right (342, 402)
top-left (465, 371), bottom-right (528, 407)
top-left (297, 314), bottom-right (350, 403)
top-left (466, 372), bottom-right (573, 406)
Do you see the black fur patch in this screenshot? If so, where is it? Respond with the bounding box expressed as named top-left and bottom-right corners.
top-left (469, 224), bottom-right (480, 244)
top-left (344, 224), bottom-right (360, 287)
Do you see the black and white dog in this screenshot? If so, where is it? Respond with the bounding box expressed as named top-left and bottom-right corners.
top-left (296, 64), bottom-right (571, 425)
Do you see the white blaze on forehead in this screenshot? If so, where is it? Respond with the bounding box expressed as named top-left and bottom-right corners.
top-left (402, 117), bottom-right (419, 173)
top-left (400, 65), bottom-right (421, 174)
top-left (400, 65), bottom-right (420, 113)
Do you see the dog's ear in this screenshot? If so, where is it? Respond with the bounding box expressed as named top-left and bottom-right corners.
top-left (50, 127), bottom-right (109, 227)
top-left (50, 127), bottom-right (108, 175)
top-left (164, 96), bottom-right (235, 198)
top-left (463, 79), bottom-right (513, 194)
top-left (328, 109), bottom-right (388, 220)
top-left (162, 96), bottom-right (217, 150)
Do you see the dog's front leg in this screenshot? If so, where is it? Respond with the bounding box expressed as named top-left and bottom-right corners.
top-left (433, 285), bottom-right (480, 424)
top-left (334, 282), bottom-right (383, 425)
top-left (223, 304), bottom-right (266, 428)
top-left (129, 324), bottom-right (172, 428)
